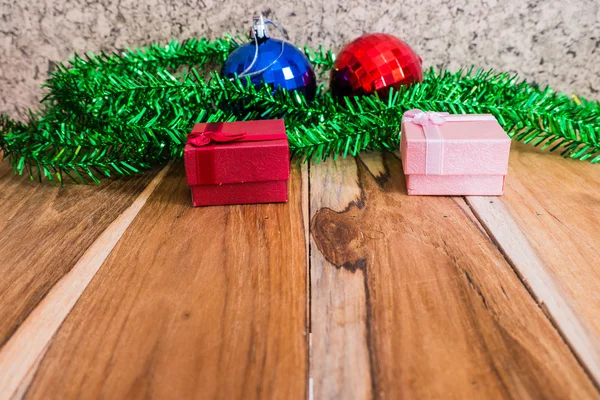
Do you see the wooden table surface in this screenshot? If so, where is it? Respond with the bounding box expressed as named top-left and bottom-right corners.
top-left (0, 142), bottom-right (599, 399)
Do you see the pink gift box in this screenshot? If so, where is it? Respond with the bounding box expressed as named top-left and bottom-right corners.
top-left (400, 110), bottom-right (511, 196)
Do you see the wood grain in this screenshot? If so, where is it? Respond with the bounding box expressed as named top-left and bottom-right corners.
top-left (467, 141), bottom-right (600, 384)
top-left (308, 156), bottom-right (374, 399)
top-left (0, 161), bottom-right (157, 348)
top-left (0, 164), bottom-right (169, 399)
top-left (309, 152), bottom-right (598, 399)
top-left (25, 162), bottom-right (308, 400)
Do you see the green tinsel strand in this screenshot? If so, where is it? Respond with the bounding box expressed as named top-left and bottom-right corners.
top-left (1, 36), bottom-right (599, 184)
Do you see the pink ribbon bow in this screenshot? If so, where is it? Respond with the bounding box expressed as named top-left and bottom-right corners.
top-left (404, 110), bottom-right (450, 126)
top-left (402, 109), bottom-right (448, 175)
top-left (187, 129), bottom-right (248, 147)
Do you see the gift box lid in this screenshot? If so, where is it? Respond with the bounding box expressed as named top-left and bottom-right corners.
top-left (401, 112), bottom-right (511, 176)
top-left (184, 119), bottom-right (289, 186)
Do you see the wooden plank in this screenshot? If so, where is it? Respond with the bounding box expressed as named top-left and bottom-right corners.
top-left (309, 152), bottom-right (598, 399)
top-left (467, 141), bottom-right (600, 384)
top-left (0, 162), bottom-right (157, 348)
top-left (0, 164), bottom-right (169, 399)
top-left (308, 156), bottom-right (373, 399)
top-left (25, 162), bottom-right (308, 400)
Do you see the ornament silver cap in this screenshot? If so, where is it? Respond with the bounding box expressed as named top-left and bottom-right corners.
top-left (252, 14), bottom-right (269, 39)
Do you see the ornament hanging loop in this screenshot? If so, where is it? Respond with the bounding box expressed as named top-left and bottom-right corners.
top-left (238, 14), bottom-right (287, 78)
top-left (250, 14), bottom-right (289, 40)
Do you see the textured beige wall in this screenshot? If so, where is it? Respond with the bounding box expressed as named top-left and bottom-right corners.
top-left (1, 0), bottom-right (599, 116)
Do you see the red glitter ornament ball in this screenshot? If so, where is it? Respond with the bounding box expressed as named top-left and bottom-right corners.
top-left (330, 33), bottom-right (423, 97)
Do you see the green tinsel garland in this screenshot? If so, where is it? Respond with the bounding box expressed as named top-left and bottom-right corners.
top-left (0, 36), bottom-right (598, 184)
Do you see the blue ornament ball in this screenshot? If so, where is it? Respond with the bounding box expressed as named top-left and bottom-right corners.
top-left (222, 38), bottom-right (317, 101)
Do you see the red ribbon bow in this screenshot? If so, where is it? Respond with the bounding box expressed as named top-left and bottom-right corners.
top-left (187, 129), bottom-right (248, 147)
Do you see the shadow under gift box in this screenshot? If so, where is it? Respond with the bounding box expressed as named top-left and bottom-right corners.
top-left (400, 113), bottom-right (511, 196)
top-left (184, 120), bottom-right (290, 207)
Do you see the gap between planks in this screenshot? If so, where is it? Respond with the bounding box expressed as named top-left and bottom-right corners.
top-left (0, 163), bottom-right (170, 400)
top-left (302, 162), bottom-right (314, 400)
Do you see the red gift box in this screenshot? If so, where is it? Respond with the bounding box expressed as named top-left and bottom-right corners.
top-left (184, 119), bottom-right (290, 207)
